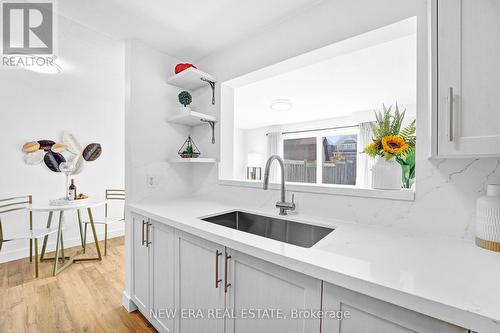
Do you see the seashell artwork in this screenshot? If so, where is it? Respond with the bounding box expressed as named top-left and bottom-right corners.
top-left (62, 132), bottom-right (82, 155)
top-left (70, 155), bottom-right (85, 175)
top-left (83, 143), bottom-right (102, 161)
top-left (51, 143), bottom-right (67, 153)
top-left (58, 161), bottom-right (73, 173)
top-left (38, 140), bottom-right (55, 151)
top-left (24, 150), bottom-right (45, 165)
top-left (22, 141), bottom-right (40, 153)
top-left (43, 151), bottom-right (66, 172)
top-left (22, 132), bottom-right (101, 174)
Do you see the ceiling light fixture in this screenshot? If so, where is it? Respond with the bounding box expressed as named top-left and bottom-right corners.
top-left (270, 99), bottom-right (292, 111)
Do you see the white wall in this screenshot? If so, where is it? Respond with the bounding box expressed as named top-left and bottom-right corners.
top-left (189, 0), bottom-right (500, 240)
top-left (123, 40), bottom-right (201, 305)
top-left (0, 16), bottom-right (125, 263)
top-left (125, 40), bottom-right (193, 204)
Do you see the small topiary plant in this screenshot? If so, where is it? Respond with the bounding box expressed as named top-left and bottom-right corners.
top-left (178, 91), bottom-right (192, 107)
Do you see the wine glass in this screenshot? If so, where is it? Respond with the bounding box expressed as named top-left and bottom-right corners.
top-left (59, 162), bottom-right (75, 200)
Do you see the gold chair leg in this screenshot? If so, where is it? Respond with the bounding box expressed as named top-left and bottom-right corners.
top-left (52, 212), bottom-right (64, 276)
top-left (0, 222), bottom-right (3, 252)
top-left (87, 208), bottom-right (102, 260)
top-left (29, 208), bottom-right (33, 262)
top-left (104, 224), bottom-right (108, 256)
top-left (40, 211), bottom-right (53, 261)
top-left (77, 209), bottom-right (84, 248)
top-left (83, 223), bottom-right (88, 254)
top-left (34, 238), bottom-right (39, 278)
top-left (60, 231), bottom-right (65, 263)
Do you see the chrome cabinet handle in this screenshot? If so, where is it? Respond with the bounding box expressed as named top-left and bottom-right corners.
top-left (141, 220), bottom-right (146, 246)
top-left (448, 87), bottom-right (454, 142)
top-left (145, 222), bottom-right (152, 247)
top-left (224, 253), bottom-right (232, 293)
top-left (215, 250), bottom-right (222, 288)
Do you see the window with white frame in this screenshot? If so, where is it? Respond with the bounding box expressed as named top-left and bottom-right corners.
top-left (283, 127), bottom-right (358, 186)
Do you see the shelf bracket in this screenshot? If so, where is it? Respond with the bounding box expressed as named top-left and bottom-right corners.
top-left (200, 78), bottom-right (216, 105)
top-left (200, 119), bottom-right (216, 144)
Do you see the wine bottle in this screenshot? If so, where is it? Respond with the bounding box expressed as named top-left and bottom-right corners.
top-left (68, 179), bottom-right (77, 201)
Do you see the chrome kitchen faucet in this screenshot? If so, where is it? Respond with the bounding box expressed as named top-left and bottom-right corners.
top-left (263, 155), bottom-right (296, 215)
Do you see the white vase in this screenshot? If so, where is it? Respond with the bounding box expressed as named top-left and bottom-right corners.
top-left (371, 157), bottom-right (402, 190)
top-left (475, 184), bottom-right (500, 252)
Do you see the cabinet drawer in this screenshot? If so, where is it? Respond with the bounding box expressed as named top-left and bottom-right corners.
top-left (322, 283), bottom-right (467, 333)
top-left (225, 249), bottom-right (322, 333)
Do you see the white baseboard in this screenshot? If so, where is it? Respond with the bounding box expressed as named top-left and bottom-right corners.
top-left (0, 227), bottom-right (125, 264)
top-left (122, 291), bottom-right (138, 312)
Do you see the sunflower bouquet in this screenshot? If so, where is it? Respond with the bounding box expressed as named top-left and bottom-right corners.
top-left (364, 104), bottom-right (416, 161)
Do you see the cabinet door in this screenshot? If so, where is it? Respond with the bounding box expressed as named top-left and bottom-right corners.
top-left (437, 0), bottom-right (500, 156)
top-left (225, 249), bottom-right (322, 333)
top-left (150, 222), bottom-right (176, 333)
top-left (132, 214), bottom-right (149, 312)
top-left (174, 231), bottom-right (225, 333)
top-left (322, 283), bottom-right (467, 333)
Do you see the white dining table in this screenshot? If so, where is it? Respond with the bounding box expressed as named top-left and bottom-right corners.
top-left (25, 200), bottom-right (105, 276)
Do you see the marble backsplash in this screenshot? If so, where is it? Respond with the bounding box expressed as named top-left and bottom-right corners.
top-left (190, 157), bottom-right (500, 241)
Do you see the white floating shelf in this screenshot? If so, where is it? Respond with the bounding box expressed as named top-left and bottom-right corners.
top-left (167, 110), bottom-right (216, 126)
top-left (169, 158), bottom-right (217, 163)
top-left (167, 67), bottom-right (216, 91)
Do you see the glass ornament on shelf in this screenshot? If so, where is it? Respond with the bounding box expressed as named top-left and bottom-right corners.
top-left (178, 136), bottom-right (200, 158)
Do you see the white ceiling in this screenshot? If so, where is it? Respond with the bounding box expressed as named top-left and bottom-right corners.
top-left (234, 33), bottom-right (417, 129)
top-left (57, 0), bottom-right (322, 60)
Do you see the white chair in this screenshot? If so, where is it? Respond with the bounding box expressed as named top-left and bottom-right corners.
top-left (0, 195), bottom-right (61, 277)
top-left (81, 189), bottom-right (124, 256)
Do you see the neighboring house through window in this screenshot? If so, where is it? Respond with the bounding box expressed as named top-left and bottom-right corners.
top-left (283, 127), bottom-right (358, 186)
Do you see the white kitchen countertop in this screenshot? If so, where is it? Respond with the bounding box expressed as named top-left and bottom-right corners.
top-left (127, 199), bottom-right (500, 333)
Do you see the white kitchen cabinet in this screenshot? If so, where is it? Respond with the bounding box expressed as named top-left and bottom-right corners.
top-left (225, 249), bottom-right (322, 333)
top-left (436, 0), bottom-right (500, 156)
top-left (322, 283), bottom-right (468, 333)
top-left (131, 217), bottom-right (471, 333)
top-left (131, 214), bottom-right (149, 312)
top-left (150, 222), bottom-right (176, 332)
top-left (131, 214), bottom-right (175, 333)
top-left (172, 231), bottom-right (322, 333)
top-left (174, 231), bottom-right (225, 333)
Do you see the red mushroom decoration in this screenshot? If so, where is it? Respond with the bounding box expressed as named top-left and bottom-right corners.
top-left (174, 63), bottom-right (197, 74)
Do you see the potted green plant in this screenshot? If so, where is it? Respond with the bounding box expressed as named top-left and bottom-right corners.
top-left (395, 119), bottom-right (416, 188)
top-left (178, 91), bottom-right (192, 109)
top-left (396, 146), bottom-right (416, 189)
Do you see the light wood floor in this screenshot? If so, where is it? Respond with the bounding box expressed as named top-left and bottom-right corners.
top-left (0, 237), bottom-right (157, 333)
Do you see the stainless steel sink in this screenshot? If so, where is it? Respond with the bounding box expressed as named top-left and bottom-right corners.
top-left (201, 211), bottom-right (334, 248)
